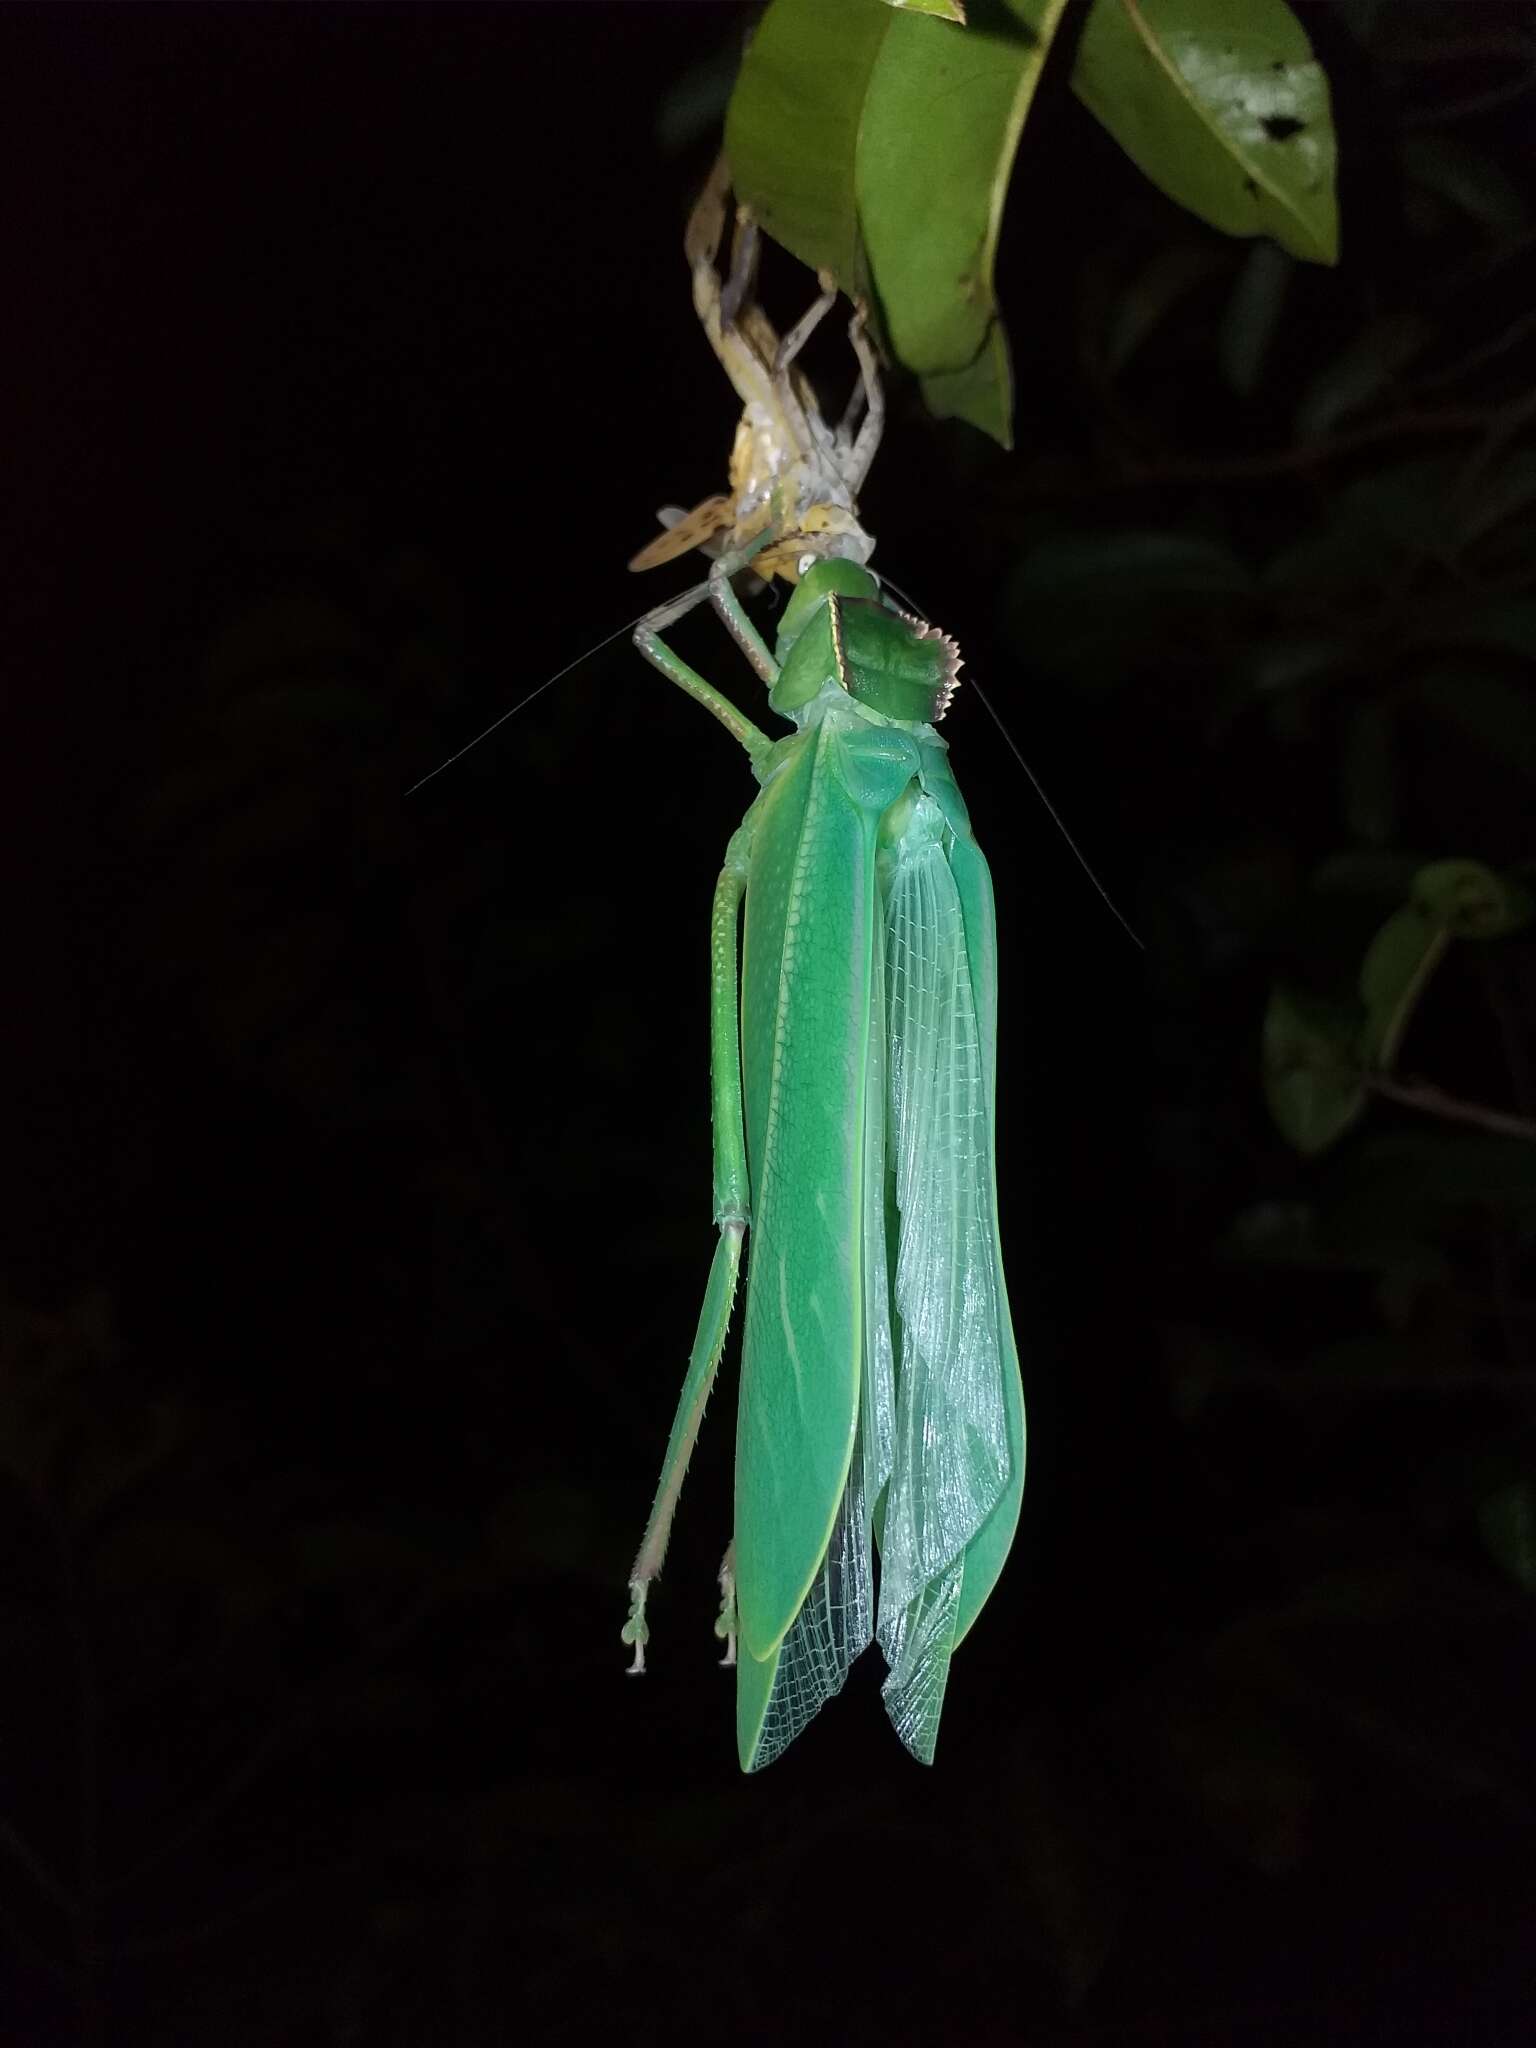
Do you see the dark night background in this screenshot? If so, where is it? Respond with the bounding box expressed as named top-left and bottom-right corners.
top-left (6, 2), bottom-right (1536, 2041)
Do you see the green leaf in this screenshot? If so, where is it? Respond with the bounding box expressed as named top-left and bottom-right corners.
top-left (1355, 862), bottom-right (1530, 1073)
top-left (1421, 598), bottom-right (1536, 665)
top-left (1262, 458), bottom-right (1456, 593)
top-left (727, 0), bottom-right (1071, 448)
top-left (656, 52), bottom-right (741, 154)
top-left (1263, 985), bottom-right (1365, 1155)
top-left (858, 0), bottom-right (1071, 442)
top-left (1238, 635), bottom-right (1348, 696)
top-left (724, 0), bottom-right (886, 289)
top-left (1457, 452), bottom-right (1536, 550)
top-left (917, 323), bottom-right (1015, 440)
top-left (1401, 135), bottom-right (1526, 242)
top-left (1335, 1133), bottom-right (1536, 1221)
top-left (1018, 528), bottom-right (1254, 599)
top-left (1311, 851), bottom-right (1422, 902)
top-left (1099, 241), bottom-right (1227, 375)
top-left (1008, 528), bottom-right (1253, 687)
top-left (1412, 859), bottom-right (1534, 939)
top-left (1216, 237), bottom-right (1292, 395)
top-left (1293, 312), bottom-right (1429, 442)
top-left (1357, 905), bottom-right (1448, 1072)
top-left (882, 0), bottom-right (969, 19)
top-left (1339, 699), bottom-right (1395, 848)
top-left (1478, 1481), bottom-right (1536, 1595)
top-left (1415, 669), bottom-right (1536, 788)
top-left (1072, 0), bottom-right (1339, 266)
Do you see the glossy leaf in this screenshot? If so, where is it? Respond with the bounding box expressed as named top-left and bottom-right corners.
top-left (857, 0), bottom-right (1071, 443)
top-left (1457, 453), bottom-right (1536, 552)
top-left (1415, 668), bottom-right (1536, 788)
top-left (1017, 528), bottom-right (1253, 599)
top-left (1425, 599), bottom-right (1536, 665)
top-left (1401, 134), bottom-right (1526, 241)
top-left (1357, 906), bottom-right (1448, 1073)
top-left (727, 0), bottom-right (1068, 447)
top-left (1338, 699), bottom-right (1395, 848)
top-left (1293, 313), bottom-right (1428, 442)
top-left (1329, 1133), bottom-right (1536, 1229)
top-left (1009, 528), bottom-right (1253, 688)
top-left (1073, 0), bottom-right (1340, 266)
top-left (1263, 986), bottom-right (1365, 1156)
top-left (1099, 241), bottom-right (1227, 375)
top-left (724, 0), bottom-right (885, 289)
top-left (1478, 1480), bottom-right (1536, 1596)
top-left (1216, 238), bottom-right (1292, 395)
top-left (883, 0), bottom-right (968, 19)
top-left (728, 0), bottom-right (1337, 447)
top-left (1412, 859), bottom-right (1534, 939)
top-left (1355, 862), bottom-right (1530, 1075)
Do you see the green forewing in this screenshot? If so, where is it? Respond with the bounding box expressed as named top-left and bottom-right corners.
top-left (735, 715), bottom-right (899, 1661)
top-left (734, 678), bottom-right (1024, 1769)
top-left (735, 702), bottom-right (922, 1769)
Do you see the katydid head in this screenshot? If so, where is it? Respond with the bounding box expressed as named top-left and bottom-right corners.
top-left (770, 558), bottom-right (962, 726)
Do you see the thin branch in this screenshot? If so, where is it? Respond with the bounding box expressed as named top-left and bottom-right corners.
top-left (102, 1590), bottom-right (433, 1895)
top-left (1399, 309), bottom-right (1536, 400)
top-left (100, 1859), bottom-right (363, 1961)
top-left (1365, 1072), bottom-right (1536, 1143)
top-left (1012, 403), bottom-right (1526, 499)
top-left (0, 1816), bottom-right (74, 1912)
top-left (1194, 1364), bottom-right (1536, 1396)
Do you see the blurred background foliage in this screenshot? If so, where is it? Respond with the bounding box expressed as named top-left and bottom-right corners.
top-left (5, 2), bottom-right (1536, 2041)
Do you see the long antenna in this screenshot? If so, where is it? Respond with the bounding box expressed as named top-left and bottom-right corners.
top-left (403, 607), bottom-right (658, 797)
top-left (880, 571), bottom-right (1143, 954)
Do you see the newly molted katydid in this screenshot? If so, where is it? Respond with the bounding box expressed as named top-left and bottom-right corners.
top-left (621, 541), bottom-right (1025, 1771)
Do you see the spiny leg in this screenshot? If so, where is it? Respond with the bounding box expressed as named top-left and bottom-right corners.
top-left (707, 548), bottom-right (780, 687)
top-left (633, 593), bottom-right (772, 766)
top-left (636, 530), bottom-right (782, 693)
top-left (624, 826), bottom-right (755, 1671)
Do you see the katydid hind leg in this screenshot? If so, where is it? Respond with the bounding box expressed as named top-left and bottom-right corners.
top-left (623, 833), bottom-right (754, 1672)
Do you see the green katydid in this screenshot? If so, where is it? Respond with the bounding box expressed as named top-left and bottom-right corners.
top-left (620, 548), bottom-right (1025, 1772)
top-left (619, 171), bottom-right (1024, 1769)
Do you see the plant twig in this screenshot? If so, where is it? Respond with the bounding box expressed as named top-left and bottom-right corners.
top-left (1011, 403), bottom-right (1527, 499)
top-left (1365, 1073), bottom-right (1536, 1143)
top-left (0, 1815), bottom-right (74, 1912)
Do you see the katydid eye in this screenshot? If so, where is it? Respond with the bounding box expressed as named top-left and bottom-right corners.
top-left (797, 552), bottom-right (816, 577)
